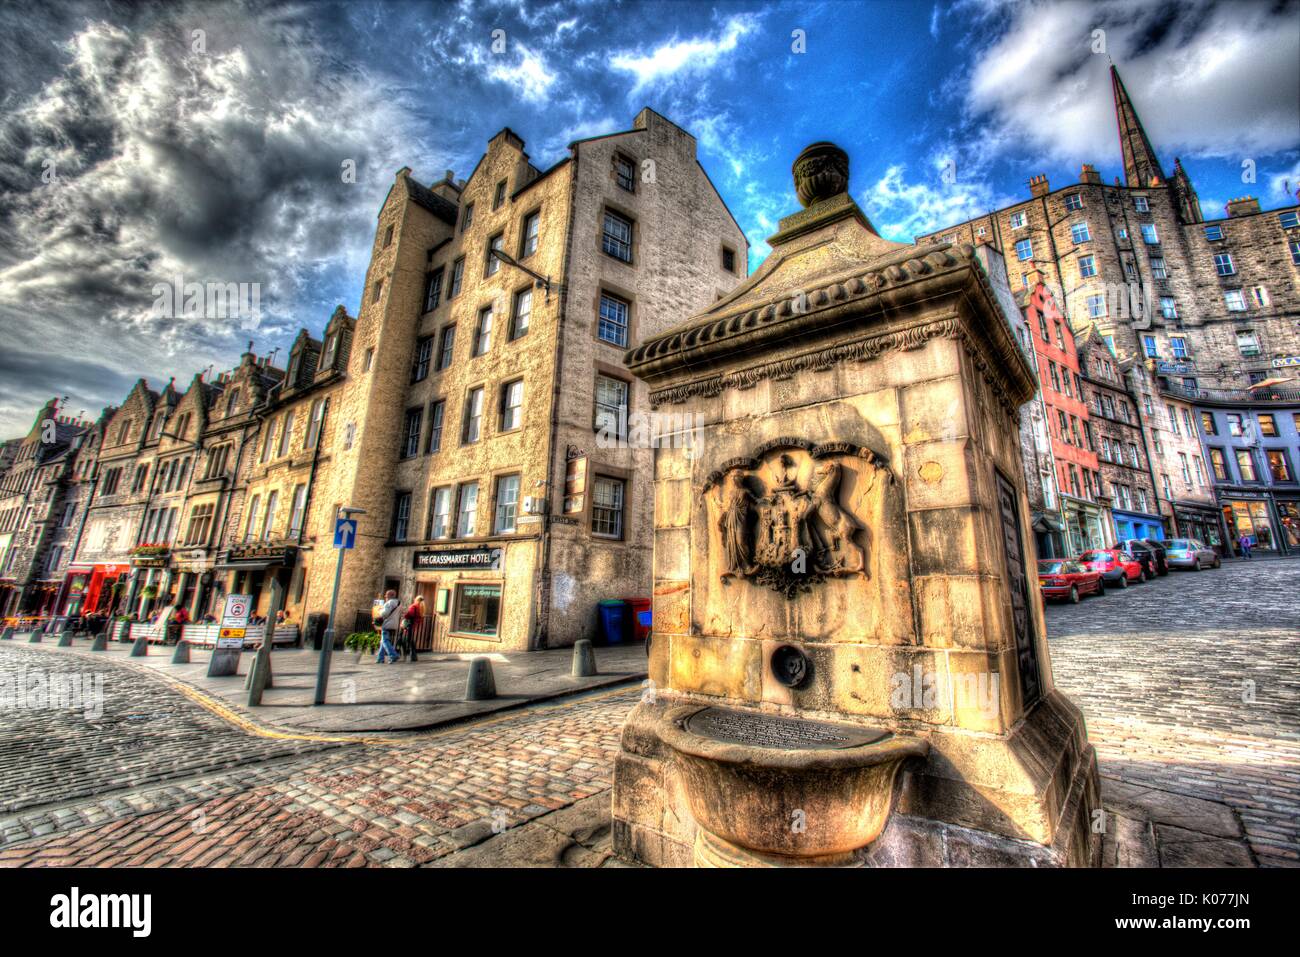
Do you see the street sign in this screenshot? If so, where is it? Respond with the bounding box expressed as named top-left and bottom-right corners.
top-left (1272, 356), bottom-right (1300, 368)
top-left (334, 518), bottom-right (357, 549)
top-left (221, 593), bottom-right (252, 628)
top-left (211, 593), bottom-right (253, 672)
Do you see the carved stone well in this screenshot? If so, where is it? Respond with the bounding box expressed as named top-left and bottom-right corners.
top-left (612, 142), bottom-right (1102, 867)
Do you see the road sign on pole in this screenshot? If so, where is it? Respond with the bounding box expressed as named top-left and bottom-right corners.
top-left (334, 518), bottom-right (357, 549)
top-left (317, 509), bottom-right (363, 705)
top-left (209, 592), bottom-right (252, 677)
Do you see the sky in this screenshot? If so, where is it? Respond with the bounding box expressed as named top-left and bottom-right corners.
top-left (0, 0), bottom-right (1297, 436)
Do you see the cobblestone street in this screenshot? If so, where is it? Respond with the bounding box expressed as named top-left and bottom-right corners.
top-left (1046, 558), bottom-right (1300, 867)
top-left (0, 558), bottom-right (1295, 867)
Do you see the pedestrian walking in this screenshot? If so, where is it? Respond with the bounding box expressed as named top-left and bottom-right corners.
top-left (400, 595), bottom-right (425, 663)
top-left (1239, 533), bottom-right (1253, 560)
top-left (376, 590), bottom-right (402, 664)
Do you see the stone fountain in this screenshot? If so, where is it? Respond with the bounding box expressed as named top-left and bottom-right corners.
top-left (613, 142), bottom-right (1102, 867)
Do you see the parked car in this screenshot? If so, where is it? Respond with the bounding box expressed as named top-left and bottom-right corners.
top-left (1141, 539), bottom-right (1170, 575)
top-left (1078, 548), bottom-right (1145, 586)
top-left (1164, 539), bottom-right (1220, 571)
top-left (1038, 559), bottom-right (1104, 603)
top-left (1120, 539), bottom-right (1161, 578)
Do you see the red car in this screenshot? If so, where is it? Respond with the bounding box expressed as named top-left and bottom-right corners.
top-left (1077, 548), bottom-right (1145, 587)
top-left (1037, 559), bottom-right (1104, 603)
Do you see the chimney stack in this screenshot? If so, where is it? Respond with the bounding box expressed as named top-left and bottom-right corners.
top-left (1028, 174), bottom-right (1050, 197)
top-left (1079, 164), bottom-right (1101, 185)
top-left (1225, 196), bottom-right (1261, 218)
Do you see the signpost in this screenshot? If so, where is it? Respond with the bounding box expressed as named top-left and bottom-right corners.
top-left (314, 510), bottom-right (363, 705)
top-left (208, 592), bottom-right (251, 677)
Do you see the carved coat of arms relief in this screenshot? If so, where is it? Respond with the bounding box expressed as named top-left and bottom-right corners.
top-left (705, 439), bottom-right (890, 598)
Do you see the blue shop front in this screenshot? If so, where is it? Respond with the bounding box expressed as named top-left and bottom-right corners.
top-left (1111, 508), bottom-right (1166, 542)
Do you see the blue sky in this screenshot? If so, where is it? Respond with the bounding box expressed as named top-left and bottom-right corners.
top-left (0, 0), bottom-right (1297, 434)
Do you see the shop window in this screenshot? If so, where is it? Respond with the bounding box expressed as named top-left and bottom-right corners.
top-left (453, 583), bottom-right (501, 638)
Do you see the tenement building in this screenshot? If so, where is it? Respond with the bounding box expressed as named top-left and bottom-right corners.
top-left (328, 109), bottom-right (747, 651)
top-left (1075, 328), bottom-right (1163, 542)
top-left (0, 400), bottom-right (89, 616)
top-left (919, 65), bottom-right (1300, 553)
top-left (918, 66), bottom-right (1300, 389)
top-left (1025, 280), bottom-right (1111, 552)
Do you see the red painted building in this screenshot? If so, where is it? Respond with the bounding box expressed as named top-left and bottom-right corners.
top-left (1024, 278), bottom-right (1112, 553)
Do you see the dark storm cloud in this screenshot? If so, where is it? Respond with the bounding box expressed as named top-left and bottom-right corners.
top-left (0, 0), bottom-right (447, 436)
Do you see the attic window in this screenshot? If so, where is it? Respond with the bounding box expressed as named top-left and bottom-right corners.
top-left (493, 180), bottom-right (507, 210)
top-left (322, 333), bottom-right (338, 369)
top-left (721, 246), bottom-right (736, 273)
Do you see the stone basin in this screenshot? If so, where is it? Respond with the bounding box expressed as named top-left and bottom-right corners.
top-left (655, 703), bottom-right (929, 866)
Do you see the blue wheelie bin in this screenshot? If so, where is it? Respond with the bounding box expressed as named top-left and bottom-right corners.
top-left (597, 599), bottom-right (628, 645)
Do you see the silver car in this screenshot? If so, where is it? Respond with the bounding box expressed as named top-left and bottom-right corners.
top-left (1164, 538), bottom-right (1220, 571)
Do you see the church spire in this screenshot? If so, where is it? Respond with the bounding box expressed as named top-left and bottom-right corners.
top-left (1111, 65), bottom-right (1164, 188)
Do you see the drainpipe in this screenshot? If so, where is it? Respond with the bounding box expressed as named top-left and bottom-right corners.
top-left (534, 155), bottom-right (578, 651)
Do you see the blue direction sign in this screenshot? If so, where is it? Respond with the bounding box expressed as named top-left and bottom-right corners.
top-left (334, 517), bottom-right (357, 549)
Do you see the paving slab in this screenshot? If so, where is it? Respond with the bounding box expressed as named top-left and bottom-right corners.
top-left (7, 636), bottom-right (647, 734)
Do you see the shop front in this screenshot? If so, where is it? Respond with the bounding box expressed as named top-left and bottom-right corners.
top-left (60, 562), bottom-right (128, 616)
top-left (1277, 498), bottom-right (1300, 552)
top-left (1219, 493), bottom-right (1283, 555)
top-left (406, 540), bottom-right (534, 653)
top-left (214, 543), bottom-right (299, 622)
top-left (171, 547), bottom-right (219, 621)
top-left (1111, 507), bottom-right (1166, 543)
top-left (1060, 496), bottom-right (1109, 555)
top-left (1172, 502), bottom-right (1224, 553)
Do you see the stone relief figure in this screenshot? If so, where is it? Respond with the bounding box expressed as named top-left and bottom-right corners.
top-left (718, 471), bottom-right (758, 579)
top-left (809, 461), bottom-right (865, 577)
top-left (705, 440), bottom-right (888, 597)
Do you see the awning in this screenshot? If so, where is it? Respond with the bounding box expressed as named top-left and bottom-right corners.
top-left (213, 560), bottom-right (280, 572)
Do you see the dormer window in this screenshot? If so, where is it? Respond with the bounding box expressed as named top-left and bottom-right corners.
top-left (321, 333), bottom-right (338, 369)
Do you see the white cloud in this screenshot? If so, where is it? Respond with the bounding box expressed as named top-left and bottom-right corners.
top-left (487, 42), bottom-right (557, 103)
top-left (611, 15), bottom-right (757, 92)
top-left (964, 0), bottom-right (1300, 166)
top-left (864, 158), bottom-right (1012, 243)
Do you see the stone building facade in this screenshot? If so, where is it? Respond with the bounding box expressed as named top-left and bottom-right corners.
top-left (1026, 282), bottom-right (1111, 553)
top-left (329, 108), bottom-right (747, 651)
top-left (0, 399), bottom-right (89, 616)
top-left (917, 66), bottom-right (1300, 395)
top-left (1074, 329), bottom-right (1163, 542)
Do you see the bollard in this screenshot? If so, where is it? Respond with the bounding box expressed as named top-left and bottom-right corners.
top-left (27, 629), bottom-right (41, 643)
top-left (90, 632), bottom-right (107, 651)
top-left (129, 633), bottom-right (148, 657)
top-left (571, 639), bottom-right (598, 678)
top-left (1, 626), bottom-right (13, 641)
top-left (246, 646), bottom-right (273, 706)
top-left (57, 624), bottom-right (74, 647)
top-left (171, 639), bottom-right (190, 664)
top-left (465, 656), bottom-right (497, 701)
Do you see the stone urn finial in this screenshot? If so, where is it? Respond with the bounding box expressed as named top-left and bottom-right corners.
top-left (792, 141), bottom-right (849, 208)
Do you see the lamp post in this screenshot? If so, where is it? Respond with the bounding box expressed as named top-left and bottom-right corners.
top-left (313, 505), bottom-right (365, 706)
